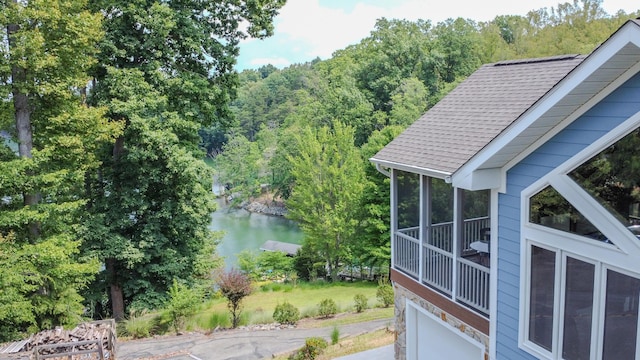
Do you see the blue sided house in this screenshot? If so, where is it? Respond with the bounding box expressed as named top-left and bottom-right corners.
top-left (370, 19), bottom-right (640, 360)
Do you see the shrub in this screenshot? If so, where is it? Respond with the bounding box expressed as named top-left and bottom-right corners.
top-left (353, 293), bottom-right (368, 313)
top-left (123, 310), bottom-right (156, 338)
top-left (216, 269), bottom-right (253, 328)
top-left (289, 337), bottom-right (328, 360)
top-left (165, 280), bottom-right (201, 334)
top-left (273, 301), bottom-right (300, 325)
top-left (317, 298), bottom-right (337, 318)
top-left (330, 326), bottom-right (340, 345)
top-left (376, 284), bottom-right (394, 308)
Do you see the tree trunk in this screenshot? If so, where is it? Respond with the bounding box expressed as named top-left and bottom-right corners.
top-left (106, 259), bottom-right (125, 321)
top-left (8, 13), bottom-right (40, 238)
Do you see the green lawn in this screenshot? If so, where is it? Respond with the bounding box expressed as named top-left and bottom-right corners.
top-left (191, 281), bottom-right (389, 330)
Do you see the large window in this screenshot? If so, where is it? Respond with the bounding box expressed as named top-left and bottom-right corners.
top-left (523, 124), bottom-right (640, 359)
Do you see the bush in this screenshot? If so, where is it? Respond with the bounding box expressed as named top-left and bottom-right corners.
top-left (273, 301), bottom-right (300, 325)
top-left (317, 298), bottom-right (337, 318)
top-left (289, 337), bottom-right (328, 360)
top-left (353, 293), bottom-right (368, 313)
top-left (123, 310), bottom-right (157, 338)
top-left (165, 280), bottom-right (201, 334)
top-left (330, 326), bottom-right (340, 345)
top-left (216, 269), bottom-right (253, 328)
top-left (376, 284), bottom-right (394, 308)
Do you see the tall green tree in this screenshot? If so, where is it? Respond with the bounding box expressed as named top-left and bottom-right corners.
top-left (286, 121), bottom-right (366, 281)
top-left (85, 0), bottom-right (285, 320)
top-left (0, 0), bottom-right (118, 339)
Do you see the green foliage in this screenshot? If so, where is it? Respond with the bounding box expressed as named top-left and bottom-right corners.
top-left (353, 294), bottom-right (369, 313)
top-left (123, 310), bottom-right (157, 339)
top-left (286, 122), bottom-right (366, 281)
top-left (217, 269), bottom-right (253, 328)
top-left (289, 337), bottom-right (329, 360)
top-left (165, 280), bottom-right (202, 334)
top-left (318, 299), bottom-right (338, 319)
top-left (290, 246), bottom-right (332, 281)
top-left (376, 285), bottom-right (395, 308)
top-left (273, 301), bottom-right (300, 325)
top-left (331, 326), bottom-right (340, 345)
top-left (0, 0), bottom-right (118, 337)
top-left (239, 250), bottom-right (294, 280)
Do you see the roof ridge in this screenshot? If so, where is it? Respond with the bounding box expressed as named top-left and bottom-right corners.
top-left (493, 54), bottom-right (582, 67)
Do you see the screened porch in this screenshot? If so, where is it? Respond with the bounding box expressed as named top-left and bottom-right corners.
top-left (392, 170), bottom-right (491, 316)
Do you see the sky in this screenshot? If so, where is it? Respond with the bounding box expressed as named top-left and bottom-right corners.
top-left (236, 0), bottom-right (638, 71)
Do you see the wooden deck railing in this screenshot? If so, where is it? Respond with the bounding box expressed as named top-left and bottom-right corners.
top-left (395, 217), bottom-right (490, 316)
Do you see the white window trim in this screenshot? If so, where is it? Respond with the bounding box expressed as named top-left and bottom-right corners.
top-left (519, 111), bottom-right (640, 359)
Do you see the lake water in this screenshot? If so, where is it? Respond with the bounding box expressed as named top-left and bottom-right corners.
top-left (209, 198), bottom-right (304, 269)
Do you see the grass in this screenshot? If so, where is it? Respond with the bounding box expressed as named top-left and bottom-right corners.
top-left (272, 327), bottom-right (395, 360)
top-left (317, 328), bottom-right (395, 359)
top-left (123, 280), bottom-right (393, 338)
top-left (194, 281), bottom-right (383, 329)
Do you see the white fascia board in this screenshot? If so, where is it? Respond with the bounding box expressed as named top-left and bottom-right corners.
top-left (452, 21), bottom-right (640, 192)
top-left (369, 158), bottom-right (452, 180)
top-left (452, 167), bottom-right (502, 191)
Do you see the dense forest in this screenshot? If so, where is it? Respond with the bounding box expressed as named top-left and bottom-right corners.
top-left (209, 0), bottom-right (638, 282)
top-left (0, 0), bottom-right (637, 342)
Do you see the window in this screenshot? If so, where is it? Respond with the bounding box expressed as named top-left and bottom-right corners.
top-left (522, 123), bottom-right (640, 359)
top-left (530, 186), bottom-right (604, 243)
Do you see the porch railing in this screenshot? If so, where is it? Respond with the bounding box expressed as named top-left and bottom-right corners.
top-left (422, 243), bottom-right (453, 296)
top-left (457, 257), bottom-right (490, 314)
top-left (394, 231), bottom-right (419, 279)
top-left (395, 216), bottom-right (490, 316)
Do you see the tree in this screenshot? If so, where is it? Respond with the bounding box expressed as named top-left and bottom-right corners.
top-left (85, 0), bottom-right (285, 320)
top-left (0, 0), bottom-right (118, 337)
top-left (355, 126), bottom-right (405, 271)
top-left (83, 67), bottom-right (220, 317)
top-left (286, 122), bottom-right (366, 281)
top-left (217, 269), bottom-right (252, 328)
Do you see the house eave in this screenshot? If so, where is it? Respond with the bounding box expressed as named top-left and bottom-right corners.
top-left (370, 158), bottom-right (452, 181)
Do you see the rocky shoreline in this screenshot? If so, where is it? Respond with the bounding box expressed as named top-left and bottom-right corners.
top-left (241, 199), bottom-right (287, 217)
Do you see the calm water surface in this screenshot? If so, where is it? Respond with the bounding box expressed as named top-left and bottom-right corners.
top-left (209, 198), bottom-right (303, 269)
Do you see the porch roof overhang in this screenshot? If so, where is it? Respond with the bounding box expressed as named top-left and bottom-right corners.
top-left (453, 19), bottom-right (640, 192)
top-left (370, 158), bottom-right (453, 181)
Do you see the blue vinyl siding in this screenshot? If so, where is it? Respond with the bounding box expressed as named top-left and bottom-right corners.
top-left (495, 72), bottom-right (640, 359)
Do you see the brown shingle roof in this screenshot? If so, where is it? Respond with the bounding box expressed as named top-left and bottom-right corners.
top-left (372, 55), bottom-right (585, 175)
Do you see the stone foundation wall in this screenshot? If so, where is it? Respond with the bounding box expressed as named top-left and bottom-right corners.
top-left (393, 283), bottom-right (490, 360)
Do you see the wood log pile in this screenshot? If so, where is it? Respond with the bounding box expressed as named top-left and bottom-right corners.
top-left (0, 320), bottom-right (116, 360)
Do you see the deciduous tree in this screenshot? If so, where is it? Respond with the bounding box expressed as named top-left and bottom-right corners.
top-left (0, 0), bottom-right (118, 338)
top-left (286, 122), bottom-right (366, 281)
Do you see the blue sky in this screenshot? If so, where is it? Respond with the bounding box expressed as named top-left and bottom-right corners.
top-left (236, 0), bottom-right (638, 71)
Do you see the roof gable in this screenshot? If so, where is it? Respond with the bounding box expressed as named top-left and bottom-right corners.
top-left (371, 55), bottom-right (583, 176)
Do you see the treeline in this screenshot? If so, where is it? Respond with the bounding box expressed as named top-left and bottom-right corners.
top-left (209, 1), bottom-right (637, 280)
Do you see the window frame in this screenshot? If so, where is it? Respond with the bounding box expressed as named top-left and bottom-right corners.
top-left (519, 114), bottom-right (640, 359)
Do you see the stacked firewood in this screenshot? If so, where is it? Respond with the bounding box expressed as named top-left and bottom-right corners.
top-left (13, 320), bottom-right (116, 360)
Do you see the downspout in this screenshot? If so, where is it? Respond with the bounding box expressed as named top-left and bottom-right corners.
top-left (375, 163), bottom-right (391, 177)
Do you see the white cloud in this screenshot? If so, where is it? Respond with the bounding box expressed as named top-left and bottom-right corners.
top-left (237, 0), bottom-right (639, 70)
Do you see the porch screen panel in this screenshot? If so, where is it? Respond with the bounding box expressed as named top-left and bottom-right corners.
top-left (529, 246), bottom-right (556, 351)
top-left (396, 170), bottom-right (420, 231)
top-left (602, 270), bottom-right (640, 360)
top-left (430, 178), bottom-right (453, 251)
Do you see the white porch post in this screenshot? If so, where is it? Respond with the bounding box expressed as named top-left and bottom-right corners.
top-left (421, 176), bottom-right (432, 283)
top-left (452, 187), bottom-right (462, 301)
top-left (390, 168), bottom-right (397, 270)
